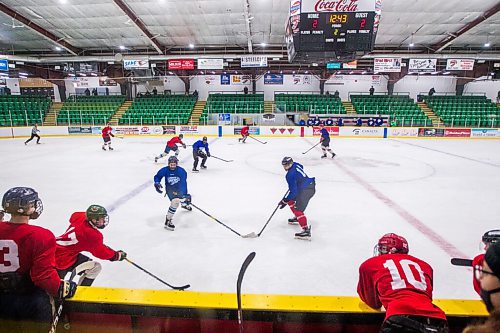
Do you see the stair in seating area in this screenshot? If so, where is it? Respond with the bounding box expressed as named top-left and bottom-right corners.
top-left (342, 101), bottom-right (357, 115)
top-left (189, 100), bottom-right (206, 125)
top-left (43, 102), bottom-right (64, 126)
top-left (417, 102), bottom-right (444, 127)
top-left (264, 101), bottom-right (274, 113)
top-left (109, 100), bottom-right (132, 125)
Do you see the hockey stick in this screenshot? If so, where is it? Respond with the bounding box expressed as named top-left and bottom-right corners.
top-left (451, 258), bottom-right (473, 267)
top-left (237, 252), bottom-right (256, 333)
top-left (50, 269), bottom-right (76, 333)
top-left (190, 203), bottom-right (256, 238)
top-left (302, 141), bottom-right (321, 154)
top-left (249, 135), bottom-right (267, 144)
top-left (125, 258), bottom-right (190, 290)
top-left (255, 190), bottom-right (290, 237)
top-left (211, 155), bottom-right (234, 162)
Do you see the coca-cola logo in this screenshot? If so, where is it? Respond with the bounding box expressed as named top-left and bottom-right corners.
top-left (314, 0), bottom-right (358, 12)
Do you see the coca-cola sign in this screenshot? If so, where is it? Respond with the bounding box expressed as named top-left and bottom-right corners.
top-left (301, 0), bottom-right (375, 13)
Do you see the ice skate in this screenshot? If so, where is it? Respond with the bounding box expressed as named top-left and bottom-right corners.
top-left (108, 147), bottom-right (114, 151)
top-left (200, 165), bottom-right (207, 169)
top-left (102, 146), bottom-right (106, 151)
top-left (321, 154), bottom-right (327, 159)
top-left (154, 157), bottom-right (158, 163)
top-left (181, 203), bottom-right (192, 211)
top-left (192, 168), bottom-right (199, 172)
top-left (164, 217), bottom-right (175, 231)
top-left (331, 152), bottom-right (336, 158)
top-left (295, 226), bottom-right (311, 240)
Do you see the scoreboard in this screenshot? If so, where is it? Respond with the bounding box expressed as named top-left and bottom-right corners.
top-left (286, 0), bottom-right (381, 63)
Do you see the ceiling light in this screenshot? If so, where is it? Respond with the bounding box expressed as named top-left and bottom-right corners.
top-left (442, 71), bottom-right (450, 75)
top-left (305, 71), bottom-right (308, 74)
top-left (189, 43), bottom-right (194, 49)
top-left (19, 72), bottom-right (29, 76)
top-left (55, 46), bottom-right (62, 51)
top-left (59, 0), bottom-right (67, 3)
top-left (409, 43), bottom-right (414, 47)
top-left (260, 42), bottom-right (266, 47)
top-left (484, 42), bottom-right (491, 47)
top-left (119, 45), bottom-right (126, 50)
top-left (200, 71), bottom-right (204, 75)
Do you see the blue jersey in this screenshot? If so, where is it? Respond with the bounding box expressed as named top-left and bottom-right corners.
top-left (285, 162), bottom-right (315, 201)
top-left (320, 128), bottom-right (330, 140)
top-left (154, 166), bottom-right (188, 197)
top-left (192, 140), bottom-right (210, 154)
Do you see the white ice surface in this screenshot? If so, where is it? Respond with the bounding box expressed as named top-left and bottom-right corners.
top-left (1, 136), bottom-right (499, 300)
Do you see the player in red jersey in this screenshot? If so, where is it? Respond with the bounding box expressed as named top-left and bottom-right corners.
top-left (55, 205), bottom-right (127, 286)
top-left (0, 187), bottom-right (77, 332)
top-left (472, 230), bottom-right (500, 296)
top-left (155, 134), bottom-right (186, 163)
top-left (101, 123), bottom-right (115, 151)
top-left (239, 125), bottom-right (249, 143)
top-left (357, 233), bottom-right (448, 333)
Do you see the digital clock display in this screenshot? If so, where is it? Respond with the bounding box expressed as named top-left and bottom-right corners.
top-left (297, 11), bottom-right (376, 53)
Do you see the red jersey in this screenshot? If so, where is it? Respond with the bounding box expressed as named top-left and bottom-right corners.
top-left (357, 253), bottom-right (446, 320)
top-left (55, 212), bottom-right (117, 270)
top-left (167, 136), bottom-right (183, 148)
top-left (0, 222), bottom-right (61, 296)
top-left (102, 126), bottom-right (113, 138)
top-left (241, 126), bottom-right (249, 136)
top-left (472, 253), bottom-right (484, 296)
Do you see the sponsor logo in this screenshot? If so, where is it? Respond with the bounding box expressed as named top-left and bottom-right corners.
top-left (162, 126), bottom-right (176, 135)
top-left (80, 126), bottom-right (92, 134)
top-left (471, 129), bottom-right (499, 137)
top-left (444, 128), bottom-right (471, 137)
top-left (352, 128), bottom-right (379, 135)
top-left (312, 126), bottom-right (339, 136)
top-left (179, 126), bottom-right (199, 134)
top-left (314, 0), bottom-right (358, 12)
top-left (68, 126), bottom-right (81, 134)
top-left (390, 128), bottom-right (418, 137)
top-left (270, 128), bottom-right (296, 135)
top-left (418, 128), bottom-right (444, 137)
top-left (116, 126), bottom-right (139, 135)
top-left (262, 113), bottom-right (276, 121)
top-left (140, 127), bottom-right (150, 134)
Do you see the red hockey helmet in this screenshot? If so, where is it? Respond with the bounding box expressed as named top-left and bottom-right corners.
top-left (375, 233), bottom-right (409, 255)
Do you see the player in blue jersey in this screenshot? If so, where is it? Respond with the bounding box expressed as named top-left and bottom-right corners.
top-left (279, 157), bottom-right (316, 240)
top-left (192, 136), bottom-right (210, 172)
top-left (153, 156), bottom-right (192, 230)
top-left (320, 126), bottom-right (336, 159)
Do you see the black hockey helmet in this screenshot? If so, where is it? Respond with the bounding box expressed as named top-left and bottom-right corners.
top-left (178, 134), bottom-right (184, 139)
top-left (202, 136), bottom-right (207, 142)
top-left (2, 187), bottom-right (43, 219)
top-left (281, 156), bottom-right (293, 166)
top-left (86, 205), bottom-right (109, 229)
top-left (483, 230), bottom-right (500, 244)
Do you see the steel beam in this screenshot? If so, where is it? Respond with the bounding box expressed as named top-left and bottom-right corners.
top-left (112, 0), bottom-right (164, 54)
top-left (432, 3), bottom-right (500, 52)
top-left (0, 3), bottom-right (82, 55)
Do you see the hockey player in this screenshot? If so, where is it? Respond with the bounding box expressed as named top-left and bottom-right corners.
top-left (192, 136), bottom-right (210, 172)
top-left (0, 187), bottom-right (77, 333)
top-left (357, 233), bottom-right (448, 333)
top-left (154, 155), bottom-right (192, 230)
top-left (319, 125), bottom-right (336, 158)
top-left (472, 230), bottom-right (500, 296)
top-left (239, 125), bottom-right (249, 143)
top-left (101, 123), bottom-right (115, 151)
top-left (24, 123), bottom-right (41, 145)
top-left (155, 134), bottom-right (186, 163)
top-left (279, 157), bottom-right (315, 240)
top-left (55, 205), bottom-right (127, 286)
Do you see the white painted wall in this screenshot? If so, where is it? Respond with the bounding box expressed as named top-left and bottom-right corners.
top-left (6, 78), bottom-right (20, 95)
top-left (325, 75), bottom-right (388, 101)
top-left (463, 79), bottom-right (500, 102)
top-left (163, 76), bottom-right (185, 94)
top-left (256, 75), bottom-right (321, 101)
top-left (189, 75), bottom-right (252, 100)
top-left (64, 77), bottom-right (122, 97)
top-left (393, 75), bottom-right (457, 100)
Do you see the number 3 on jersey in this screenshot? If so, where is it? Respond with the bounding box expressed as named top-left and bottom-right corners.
top-left (0, 240), bottom-right (20, 272)
top-left (56, 226), bottom-right (78, 246)
top-left (383, 259), bottom-right (427, 291)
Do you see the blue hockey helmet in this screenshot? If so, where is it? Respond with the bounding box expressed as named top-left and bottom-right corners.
top-left (2, 187), bottom-right (43, 219)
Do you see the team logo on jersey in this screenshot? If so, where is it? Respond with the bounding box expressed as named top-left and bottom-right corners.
top-left (167, 176), bottom-right (181, 186)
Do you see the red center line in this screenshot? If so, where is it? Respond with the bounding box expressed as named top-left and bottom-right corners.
top-left (335, 160), bottom-right (467, 259)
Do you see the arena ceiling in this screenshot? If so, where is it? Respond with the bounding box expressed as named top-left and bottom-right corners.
top-left (0, 0), bottom-right (498, 61)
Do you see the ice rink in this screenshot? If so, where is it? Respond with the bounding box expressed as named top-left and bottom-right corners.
top-left (1, 135), bottom-right (499, 300)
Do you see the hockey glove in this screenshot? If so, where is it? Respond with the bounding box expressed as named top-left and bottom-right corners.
top-left (111, 250), bottom-right (127, 261)
top-left (183, 194), bottom-right (192, 205)
top-left (207, 152), bottom-right (211, 157)
top-left (58, 280), bottom-right (77, 299)
top-left (182, 144), bottom-right (187, 149)
top-left (154, 182), bottom-right (163, 194)
top-left (278, 199), bottom-right (289, 209)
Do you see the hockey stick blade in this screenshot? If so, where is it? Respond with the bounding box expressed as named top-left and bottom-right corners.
top-left (237, 252), bottom-right (256, 333)
top-left (241, 232), bottom-right (258, 238)
top-left (451, 258), bottom-right (473, 267)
